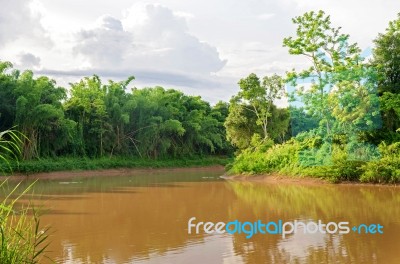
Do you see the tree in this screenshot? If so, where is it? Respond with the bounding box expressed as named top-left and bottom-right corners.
top-left (65, 75), bottom-right (109, 157)
top-left (211, 101), bottom-right (234, 154)
top-left (237, 73), bottom-right (284, 137)
top-left (127, 87), bottom-right (226, 158)
top-left (371, 13), bottom-right (400, 137)
top-left (104, 77), bottom-right (136, 156)
top-left (283, 10), bottom-right (383, 166)
top-left (225, 73), bottom-right (288, 150)
top-left (283, 10), bottom-right (364, 137)
top-left (0, 61), bottom-right (233, 161)
top-left (0, 62), bottom-right (18, 131)
top-left (225, 101), bottom-right (260, 150)
top-left (13, 71), bottom-right (73, 159)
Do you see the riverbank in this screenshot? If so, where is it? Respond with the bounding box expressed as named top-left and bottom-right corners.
top-left (4, 165), bottom-right (225, 181)
top-left (223, 173), bottom-right (399, 186)
top-left (0, 156), bottom-right (231, 175)
top-left (223, 173), bottom-right (326, 185)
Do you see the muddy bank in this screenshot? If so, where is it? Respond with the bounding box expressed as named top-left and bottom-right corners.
top-left (222, 173), bottom-right (326, 185)
top-left (222, 173), bottom-right (399, 187)
top-left (2, 165), bottom-right (225, 181)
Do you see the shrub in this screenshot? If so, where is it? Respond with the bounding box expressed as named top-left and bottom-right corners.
top-left (228, 135), bottom-right (400, 184)
top-left (229, 140), bottom-right (300, 174)
top-left (360, 142), bottom-right (400, 183)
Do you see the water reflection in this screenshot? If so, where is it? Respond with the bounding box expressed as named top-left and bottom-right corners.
top-left (6, 168), bottom-right (399, 264)
top-left (227, 181), bottom-right (400, 264)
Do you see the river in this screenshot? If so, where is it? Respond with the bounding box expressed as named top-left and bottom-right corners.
top-left (6, 167), bottom-right (400, 263)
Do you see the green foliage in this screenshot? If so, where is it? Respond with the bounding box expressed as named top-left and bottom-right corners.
top-left (229, 140), bottom-right (300, 175)
top-left (0, 130), bottom-right (23, 171)
top-left (369, 13), bottom-right (400, 141)
top-left (229, 137), bottom-right (386, 183)
top-left (0, 62), bottom-right (18, 131)
top-left (225, 73), bottom-right (289, 150)
top-left (225, 9), bottom-right (396, 183)
top-left (65, 75), bottom-right (110, 157)
top-left (283, 10), bottom-right (379, 142)
top-left (0, 156), bottom-right (230, 174)
top-left (228, 8), bottom-right (399, 183)
top-left (373, 13), bottom-right (400, 95)
top-left (127, 87), bottom-right (228, 158)
top-left (10, 69), bottom-right (73, 159)
top-left (288, 107), bottom-right (319, 136)
top-left (1, 9), bottom-right (400, 183)
top-left (0, 129), bottom-right (50, 262)
top-left (0, 181), bottom-right (50, 263)
top-left (225, 102), bottom-right (259, 150)
top-left (0, 62), bottom-right (232, 163)
top-left (360, 142), bottom-right (400, 183)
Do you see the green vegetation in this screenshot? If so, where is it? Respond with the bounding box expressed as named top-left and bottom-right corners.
top-left (228, 11), bottom-right (400, 183)
top-left (225, 73), bottom-right (288, 150)
top-left (0, 62), bottom-right (232, 173)
top-left (0, 69), bottom-right (232, 159)
top-left (0, 129), bottom-right (23, 172)
top-left (0, 130), bottom-right (49, 263)
top-left (0, 10), bottom-right (399, 182)
top-left (0, 156), bottom-right (230, 174)
top-left (0, 181), bottom-right (50, 263)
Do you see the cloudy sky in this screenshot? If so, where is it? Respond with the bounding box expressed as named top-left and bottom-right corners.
top-left (1, 0), bottom-right (399, 103)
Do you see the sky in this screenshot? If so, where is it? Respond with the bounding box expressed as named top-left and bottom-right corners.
top-left (1, 0), bottom-right (399, 104)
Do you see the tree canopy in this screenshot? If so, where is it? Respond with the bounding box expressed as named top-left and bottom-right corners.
top-left (0, 63), bottom-right (232, 160)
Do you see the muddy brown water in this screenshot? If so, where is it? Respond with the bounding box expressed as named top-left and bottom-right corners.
top-left (3, 167), bottom-right (400, 263)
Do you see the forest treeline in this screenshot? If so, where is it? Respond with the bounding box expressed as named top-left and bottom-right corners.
top-left (1, 10), bottom-right (400, 182)
top-left (0, 67), bottom-right (234, 162)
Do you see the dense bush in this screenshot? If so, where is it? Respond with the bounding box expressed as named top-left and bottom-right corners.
top-left (360, 142), bottom-right (400, 183)
top-left (229, 139), bottom-right (400, 184)
top-left (229, 140), bottom-right (300, 174)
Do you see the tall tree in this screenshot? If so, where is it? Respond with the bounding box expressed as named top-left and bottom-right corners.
top-left (0, 62), bottom-right (18, 131)
top-left (128, 87), bottom-right (226, 158)
top-left (371, 13), bottom-right (400, 138)
top-left (283, 10), bottom-right (364, 137)
top-left (225, 73), bottom-right (287, 149)
top-left (211, 101), bottom-right (233, 154)
top-left (65, 75), bottom-right (109, 157)
top-left (104, 77), bottom-right (136, 156)
top-left (13, 71), bottom-right (73, 159)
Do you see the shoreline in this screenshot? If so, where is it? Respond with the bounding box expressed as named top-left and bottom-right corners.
top-left (0, 156), bottom-right (230, 176)
top-left (222, 173), bottom-right (399, 187)
top-left (2, 164), bottom-right (397, 187)
top-left (2, 165), bottom-right (226, 181)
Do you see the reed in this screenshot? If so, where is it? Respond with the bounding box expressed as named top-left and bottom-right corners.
top-left (0, 180), bottom-right (50, 263)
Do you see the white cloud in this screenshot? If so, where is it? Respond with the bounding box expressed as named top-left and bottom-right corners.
top-left (71, 4), bottom-right (227, 88)
top-left (74, 15), bottom-right (132, 67)
top-left (0, 0), bottom-right (51, 48)
top-left (257, 13), bottom-right (275, 20)
top-left (17, 52), bottom-right (41, 69)
top-left (1, 0), bottom-right (400, 103)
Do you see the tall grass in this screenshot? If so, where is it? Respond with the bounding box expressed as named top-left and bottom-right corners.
top-left (0, 181), bottom-right (50, 263)
top-left (0, 129), bottom-right (23, 173)
top-left (0, 129), bottom-right (50, 263)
